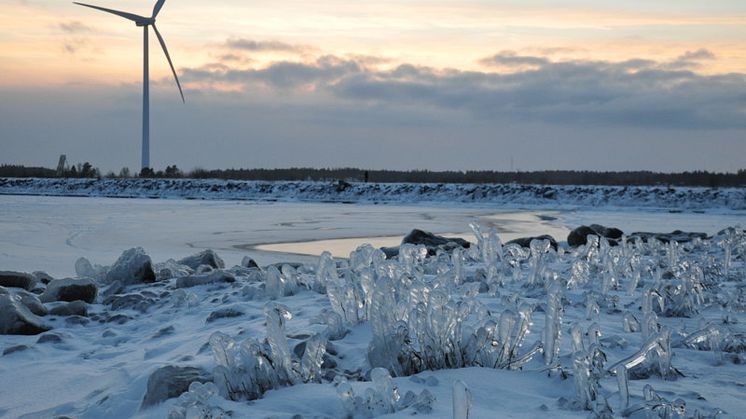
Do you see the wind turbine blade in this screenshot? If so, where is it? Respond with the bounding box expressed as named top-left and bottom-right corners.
top-left (152, 24), bottom-right (185, 103)
top-left (73, 2), bottom-right (148, 24)
top-left (152, 0), bottom-right (166, 18)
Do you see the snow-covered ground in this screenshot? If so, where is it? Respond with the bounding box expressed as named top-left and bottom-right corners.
top-left (1, 177), bottom-right (745, 211)
top-left (0, 192), bottom-right (745, 419)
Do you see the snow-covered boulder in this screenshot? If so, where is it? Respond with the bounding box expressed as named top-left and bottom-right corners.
top-left (175, 271), bottom-right (235, 289)
top-left (40, 278), bottom-right (98, 304)
top-left (48, 301), bottom-right (88, 317)
top-left (140, 365), bottom-right (212, 408)
top-left (12, 289), bottom-right (48, 316)
top-left (0, 294), bottom-right (51, 335)
top-left (506, 235), bottom-right (558, 251)
top-left (567, 224), bottom-right (623, 247)
top-left (240, 256), bottom-right (258, 269)
top-left (178, 250), bottom-right (225, 270)
top-left (402, 229), bottom-right (470, 255)
top-left (0, 271), bottom-right (37, 291)
top-left (104, 247), bottom-right (156, 285)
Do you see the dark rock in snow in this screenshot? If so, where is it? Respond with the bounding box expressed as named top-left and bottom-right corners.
top-left (506, 235), bottom-right (558, 251)
top-left (40, 278), bottom-right (97, 304)
top-left (0, 271), bottom-right (36, 290)
top-left (32, 271), bottom-right (54, 285)
top-left (178, 250), bottom-right (225, 270)
top-left (0, 294), bottom-right (51, 335)
top-left (241, 256), bottom-right (259, 269)
top-left (380, 246), bottom-right (400, 259)
top-left (12, 289), bottom-right (48, 316)
top-left (176, 271), bottom-right (236, 289)
top-left (402, 229), bottom-right (470, 255)
top-left (140, 365), bottom-right (212, 408)
top-left (101, 280), bottom-right (125, 299)
top-left (106, 314), bottom-right (131, 324)
top-left (104, 293), bottom-right (155, 313)
top-left (206, 307), bottom-right (244, 323)
top-left (152, 325), bottom-right (175, 339)
top-left (335, 180), bottom-right (352, 192)
top-left (65, 315), bottom-right (90, 326)
top-left (105, 247), bottom-right (156, 285)
top-left (627, 230), bottom-right (709, 244)
top-left (567, 224), bottom-right (624, 247)
top-left (37, 333), bottom-right (64, 344)
top-left (49, 300), bottom-right (88, 317)
top-left (3, 344), bottom-right (31, 356)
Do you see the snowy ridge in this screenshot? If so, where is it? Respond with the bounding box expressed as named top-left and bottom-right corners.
top-left (1, 177), bottom-right (745, 210)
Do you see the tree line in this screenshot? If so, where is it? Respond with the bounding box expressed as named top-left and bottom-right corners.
top-left (1, 164), bottom-right (744, 187)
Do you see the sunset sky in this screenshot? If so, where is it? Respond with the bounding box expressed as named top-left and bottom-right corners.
top-left (1, 0), bottom-right (745, 172)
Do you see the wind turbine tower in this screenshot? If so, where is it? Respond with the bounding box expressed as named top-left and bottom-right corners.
top-left (74, 0), bottom-right (184, 171)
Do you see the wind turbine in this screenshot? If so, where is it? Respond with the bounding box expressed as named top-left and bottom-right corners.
top-left (74, 0), bottom-right (184, 171)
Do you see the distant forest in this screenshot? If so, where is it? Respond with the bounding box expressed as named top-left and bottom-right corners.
top-left (1, 164), bottom-right (745, 187)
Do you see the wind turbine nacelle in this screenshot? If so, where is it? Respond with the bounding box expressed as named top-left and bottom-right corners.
top-left (136, 18), bottom-right (155, 26)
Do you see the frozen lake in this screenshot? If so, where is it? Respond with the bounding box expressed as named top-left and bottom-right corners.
top-left (0, 194), bottom-right (743, 277)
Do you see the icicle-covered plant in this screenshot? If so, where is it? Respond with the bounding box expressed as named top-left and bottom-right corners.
top-left (209, 302), bottom-right (327, 401)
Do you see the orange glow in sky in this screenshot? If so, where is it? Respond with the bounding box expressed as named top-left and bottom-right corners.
top-left (1, 0), bottom-right (745, 87)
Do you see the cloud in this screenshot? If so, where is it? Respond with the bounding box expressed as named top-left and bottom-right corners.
top-left (678, 49), bottom-right (716, 61)
top-left (479, 51), bottom-right (550, 68)
top-left (666, 48), bottom-right (716, 69)
top-left (224, 38), bottom-right (312, 54)
top-left (181, 47), bottom-right (746, 130)
top-left (58, 20), bottom-right (94, 34)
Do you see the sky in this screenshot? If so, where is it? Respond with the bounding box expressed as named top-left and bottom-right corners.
top-left (1, 0), bottom-right (745, 173)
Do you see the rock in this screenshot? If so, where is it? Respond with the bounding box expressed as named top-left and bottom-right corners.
top-left (105, 247), bottom-right (156, 285)
top-left (101, 280), bottom-right (125, 299)
top-left (0, 271), bottom-right (36, 290)
top-left (0, 294), bottom-right (51, 335)
top-left (37, 333), bottom-right (64, 344)
top-left (152, 325), bottom-right (175, 339)
top-left (241, 256), bottom-right (259, 269)
top-left (567, 224), bottom-right (624, 247)
top-left (335, 179), bottom-right (352, 192)
top-left (401, 229), bottom-right (470, 255)
top-left (13, 290), bottom-right (48, 316)
top-left (65, 315), bottom-right (90, 326)
top-left (506, 235), bottom-right (558, 251)
top-left (32, 271), bottom-right (54, 285)
top-left (49, 301), bottom-right (88, 317)
top-left (3, 344), bottom-right (31, 356)
top-left (380, 246), bottom-right (400, 259)
top-left (106, 314), bottom-right (131, 324)
top-left (104, 293), bottom-right (155, 313)
top-left (178, 250), bottom-right (225, 270)
top-left (628, 230), bottom-right (709, 244)
top-left (140, 365), bottom-right (212, 408)
top-left (206, 307), bottom-right (244, 323)
top-left (40, 278), bottom-right (98, 304)
top-left (175, 271), bottom-right (236, 289)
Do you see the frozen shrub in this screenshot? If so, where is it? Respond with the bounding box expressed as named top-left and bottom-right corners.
top-left (608, 329), bottom-right (677, 382)
top-left (335, 369), bottom-right (434, 418)
top-left (168, 382), bottom-right (227, 419)
top-left (209, 302), bottom-right (327, 401)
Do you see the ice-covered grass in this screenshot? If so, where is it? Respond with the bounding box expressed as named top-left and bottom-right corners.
top-left (1, 217), bottom-right (744, 418)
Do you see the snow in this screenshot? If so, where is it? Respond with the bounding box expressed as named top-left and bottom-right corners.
top-left (1, 177), bottom-right (745, 210)
top-left (0, 189), bottom-right (744, 418)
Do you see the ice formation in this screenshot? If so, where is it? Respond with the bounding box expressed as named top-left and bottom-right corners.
top-left (209, 302), bottom-right (327, 401)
